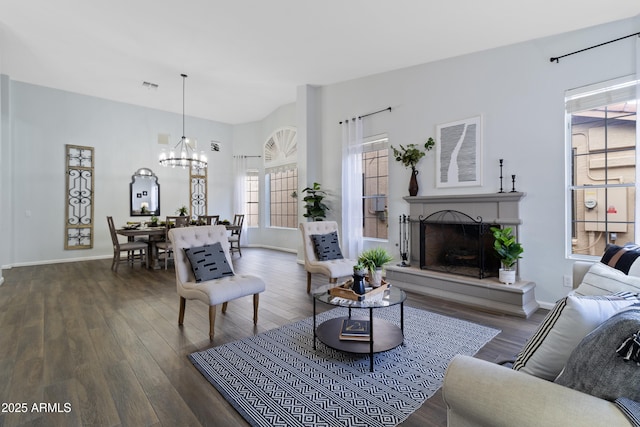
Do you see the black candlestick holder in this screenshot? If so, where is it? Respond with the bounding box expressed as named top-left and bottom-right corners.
top-left (510, 174), bottom-right (517, 192)
top-left (498, 159), bottom-right (505, 193)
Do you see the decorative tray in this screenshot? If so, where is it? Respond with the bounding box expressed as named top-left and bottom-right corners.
top-left (328, 280), bottom-right (390, 302)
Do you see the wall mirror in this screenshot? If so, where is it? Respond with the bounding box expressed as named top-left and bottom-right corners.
top-left (130, 168), bottom-right (160, 216)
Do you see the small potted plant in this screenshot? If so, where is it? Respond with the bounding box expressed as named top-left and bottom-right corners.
top-left (490, 226), bottom-right (524, 284)
top-left (391, 137), bottom-right (435, 196)
top-left (358, 247), bottom-right (394, 287)
top-left (149, 215), bottom-right (159, 227)
top-left (302, 182), bottom-right (329, 220)
top-left (176, 205), bottom-right (188, 216)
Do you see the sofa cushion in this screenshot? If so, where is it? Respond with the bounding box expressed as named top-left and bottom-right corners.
top-left (512, 293), bottom-right (640, 381)
top-left (601, 243), bottom-right (640, 276)
top-left (184, 242), bottom-right (234, 282)
top-left (310, 231), bottom-right (344, 261)
top-left (573, 262), bottom-right (640, 296)
top-left (555, 305), bottom-right (640, 402)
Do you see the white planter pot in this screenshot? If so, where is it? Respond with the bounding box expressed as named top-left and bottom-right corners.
top-left (369, 268), bottom-right (383, 287)
top-left (499, 268), bottom-right (516, 285)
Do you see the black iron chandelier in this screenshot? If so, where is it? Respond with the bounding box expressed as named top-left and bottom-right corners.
top-left (159, 74), bottom-right (207, 169)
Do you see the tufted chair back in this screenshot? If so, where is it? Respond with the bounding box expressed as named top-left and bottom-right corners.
top-left (169, 225), bottom-right (234, 289)
top-left (300, 221), bottom-right (341, 264)
top-left (299, 221), bottom-right (355, 293)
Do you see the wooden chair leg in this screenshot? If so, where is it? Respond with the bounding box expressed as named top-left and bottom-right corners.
top-left (114, 252), bottom-right (121, 272)
top-left (178, 297), bottom-right (186, 325)
top-left (209, 305), bottom-right (217, 341)
top-left (253, 294), bottom-right (259, 325)
top-left (221, 302), bottom-right (228, 313)
top-left (306, 272), bottom-right (311, 293)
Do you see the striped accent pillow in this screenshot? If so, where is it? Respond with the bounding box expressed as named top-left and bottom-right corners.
top-left (616, 398), bottom-right (640, 427)
top-left (574, 262), bottom-right (640, 296)
top-left (512, 293), bottom-right (640, 381)
top-left (601, 243), bottom-right (640, 276)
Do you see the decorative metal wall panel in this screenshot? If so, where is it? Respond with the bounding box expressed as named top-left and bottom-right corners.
top-left (65, 144), bottom-right (94, 249)
top-left (190, 162), bottom-right (207, 218)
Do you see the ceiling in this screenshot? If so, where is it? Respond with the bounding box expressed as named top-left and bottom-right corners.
top-left (1, 1), bottom-right (639, 124)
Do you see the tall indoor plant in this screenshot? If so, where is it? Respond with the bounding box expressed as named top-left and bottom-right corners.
top-left (391, 137), bottom-right (435, 196)
top-left (302, 182), bottom-right (329, 220)
top-left (490, 226), bottom-right (524, 284)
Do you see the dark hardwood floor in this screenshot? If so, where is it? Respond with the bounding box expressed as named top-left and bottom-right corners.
top-left (0, 248), bottom-right (547, 426)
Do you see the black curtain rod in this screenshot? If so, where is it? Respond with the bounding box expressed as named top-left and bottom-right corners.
top-left (233, 155), bottom-right (261, 158)
top-left (550, 31), bottom-right (640, 63)
top-left (339, 106), bottom-right (391, 124)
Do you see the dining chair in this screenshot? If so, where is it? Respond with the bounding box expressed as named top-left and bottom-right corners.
top-left (156, 215), bottom-right (190, 269)
top-left (198, 215), bottom-right (220, 225)
top-left (299, 221), bottom-right (355, 293)
top-left (106, 216), bottom-right (148, 272)
top-left (168, 225), bottom-right (266, 341)
top-left (229, 214), bottom-right (244, 256)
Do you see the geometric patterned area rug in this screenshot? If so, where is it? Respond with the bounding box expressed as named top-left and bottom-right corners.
top-left (189, 305), bottom-right (500, 427)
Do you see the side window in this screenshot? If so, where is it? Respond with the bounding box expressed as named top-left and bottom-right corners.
top-left (266, 165), bottom-right (298, 229)
top-left (245, 170), bottom-right (259, 227)
top-left (567, 77), bottom-right (637, 257)
top-left (363, 136), bottom-right (389, 239)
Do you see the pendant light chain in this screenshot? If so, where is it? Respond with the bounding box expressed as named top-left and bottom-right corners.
top-left (158, 73), bottom-right (208, 169)
top-left (181, 73), bottom-right (187, 139)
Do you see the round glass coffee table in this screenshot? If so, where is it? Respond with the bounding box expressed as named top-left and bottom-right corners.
top-left (312, 283), bottom-right (406, 372)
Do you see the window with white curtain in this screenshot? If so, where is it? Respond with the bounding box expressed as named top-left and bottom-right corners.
top-left (362, 136), bottom-right (389, 240)
top-left (245, 169), bottom-right (259, 227)
top-left (266, 164), bottom-right (298, 229)
top-left (566, 75), bottom-right (638, 257)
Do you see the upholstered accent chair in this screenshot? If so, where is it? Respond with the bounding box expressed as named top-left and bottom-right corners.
top-left (299, 221), bottom-right (355, 293)
top-left (169, 225), bottom-right (266, 341)
top-left (106, 216), bottom-right (148, 272)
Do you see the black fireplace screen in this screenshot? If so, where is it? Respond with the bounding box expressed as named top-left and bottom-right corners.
top-left (419, 210), bottom-right (500, 279)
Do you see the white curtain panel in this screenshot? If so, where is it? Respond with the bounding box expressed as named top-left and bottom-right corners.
top-left (233, 156), bottom-right (248, 246)
top-left (341, 118), bottom-right (364, 259)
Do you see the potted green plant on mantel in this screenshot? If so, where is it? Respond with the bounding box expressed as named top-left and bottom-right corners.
top-left (391, 137), bottom-right (435, 196)
top-left (358, 247), bottom-right (394, 287)
top-left (490, 226), bottom-right (524, 285)
top-left (302, 182), bottom-right (329, 221)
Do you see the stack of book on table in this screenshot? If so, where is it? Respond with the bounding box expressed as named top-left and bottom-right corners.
top-left (339, 318), bottom-right (370, 341)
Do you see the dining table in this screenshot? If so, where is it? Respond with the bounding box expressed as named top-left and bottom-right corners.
top-left (116, 226), bottom-right (167, 269)
top-left (117, 223), bottom-right (242, 270)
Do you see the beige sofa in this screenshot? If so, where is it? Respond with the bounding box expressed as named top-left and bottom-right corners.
top-left (441, 261), bottom-right (632, 427)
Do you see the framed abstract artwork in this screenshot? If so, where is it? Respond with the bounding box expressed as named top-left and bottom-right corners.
top-left (436, 115), bottom-right (482, 188)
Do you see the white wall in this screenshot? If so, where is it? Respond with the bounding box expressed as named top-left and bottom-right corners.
top-left (2, 16), bottom-right (639, 307)
top-left (3, 81), bottom-right (233, 266)
top-left (232, 102), bottom-right (299, 251)
top-left (312, 17), bottom-right (639, 305)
